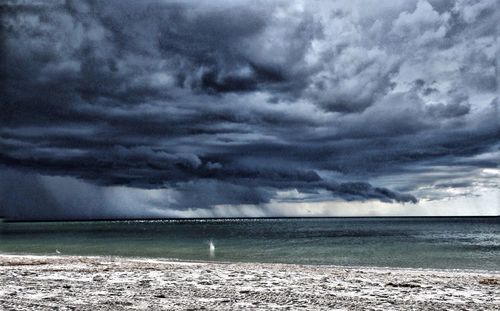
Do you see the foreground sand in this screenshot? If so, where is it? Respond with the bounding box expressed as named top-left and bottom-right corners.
top-left (0, 255), bottom-right (499, 310)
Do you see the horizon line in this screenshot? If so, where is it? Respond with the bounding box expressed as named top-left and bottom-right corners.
top-left (2, 215), bottom-right (499, 223)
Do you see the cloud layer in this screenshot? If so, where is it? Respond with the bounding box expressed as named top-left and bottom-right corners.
top-left (1, 0), bottom-right (499, 219)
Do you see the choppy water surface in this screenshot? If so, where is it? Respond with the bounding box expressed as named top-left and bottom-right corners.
top-left (1, 217), bottom-right (499, 270)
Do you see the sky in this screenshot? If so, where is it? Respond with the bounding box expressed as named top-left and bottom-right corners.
top-left (1, 0), bottom-right (499, 220)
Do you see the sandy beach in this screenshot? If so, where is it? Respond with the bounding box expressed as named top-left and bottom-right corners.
top-left (0, 255), bottom-right (499, 310)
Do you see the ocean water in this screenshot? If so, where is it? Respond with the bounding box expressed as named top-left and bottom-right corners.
top-left (1, 217), bottom-right (499, 270)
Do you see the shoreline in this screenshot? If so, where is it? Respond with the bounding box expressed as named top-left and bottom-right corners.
top-left (2, 252), bottom-right (500, 274)
top-left (1, 254), bottom-right (499, 310)
top-left (1, 253), bottom-right (499, 274)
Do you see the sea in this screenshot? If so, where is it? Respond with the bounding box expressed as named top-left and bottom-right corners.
top-left (1, 217), bottom-right (499, 270)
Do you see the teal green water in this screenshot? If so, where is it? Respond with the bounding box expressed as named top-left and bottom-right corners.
top-left (1, 218), bottom-right (499, 270)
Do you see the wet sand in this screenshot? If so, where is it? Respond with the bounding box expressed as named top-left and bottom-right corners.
top-left (0, 255), bottom-right (499, 310)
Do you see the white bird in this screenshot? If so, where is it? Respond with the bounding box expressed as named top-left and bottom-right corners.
top-left (55, 249), bottom-right (61, 254)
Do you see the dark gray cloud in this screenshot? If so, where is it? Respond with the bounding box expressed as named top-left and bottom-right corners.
top-left (1, 0), bottom-right (499, 219)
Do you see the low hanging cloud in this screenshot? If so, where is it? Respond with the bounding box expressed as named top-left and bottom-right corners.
top-left (1, 0), bottom-right (499, 219)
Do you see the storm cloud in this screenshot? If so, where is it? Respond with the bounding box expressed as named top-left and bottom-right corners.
top-left (1, 0), bottom-right (499, 219)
